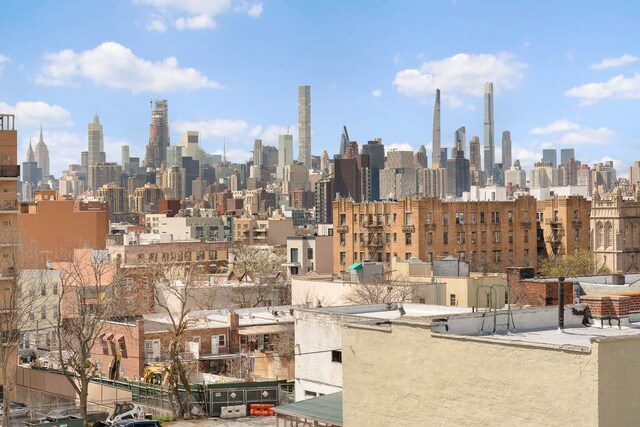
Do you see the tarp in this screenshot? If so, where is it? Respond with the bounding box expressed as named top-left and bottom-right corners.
top-left (347, 262), bottom-right (362, 270)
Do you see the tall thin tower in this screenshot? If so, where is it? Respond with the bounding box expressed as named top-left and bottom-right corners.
top-left (298, 85), bottom-right (311, 168)
top-left (454, 126), bottom-right (466, 155)
top-left (34, 124), bottom-right (50, 177)
top-left (483, 82), bottom-right (495, 174)
top-left (88, 114), bottom-right (105, 168)
top-left (502, 130), bottom-right (512, 170)
top-left (432, 89), bottom-right (441, 168)
top-left (146, 99), bottom-right (169, 169)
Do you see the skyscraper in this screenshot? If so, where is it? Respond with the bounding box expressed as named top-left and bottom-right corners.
top-left (501, 130), bottom-right (512, 170)
top-left (469, 136), bottom-right (481, 171)
top-left (344, 141), bottom-right (359, 160)
top-left (34, 125), bottom-right (50, 177)
top-left (362, 139), bottom-right (385, 201)
top-left (253, 139), bottom-right (263, 168)
top-left (298, 85), bottom-right (311, 168)
top-left (277, 134), bottom-right (294, 180)
top-left (340, 126), bottom-right (349, 158)
top-left (146, 99), bottom-right (169, 169)
top-left (542, 149), bottom-right (557, 167)
top-left (560, 148), bottom-right (575, 167)
top-left (122, 144), bottom-right (130, 174)
top-left (432, 89), bottom-right (441, 167)
top-left (483, 82), bottom-right (495, 174)
top-left (88, 114), bottom-right (106, 170)
top-left (454, 127), bottom-right (466, 155)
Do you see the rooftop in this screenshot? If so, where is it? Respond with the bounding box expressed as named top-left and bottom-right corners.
top-left (274, 392), bottom-right (343, 426)
top-left (298, 303), bottom-right (473, 320)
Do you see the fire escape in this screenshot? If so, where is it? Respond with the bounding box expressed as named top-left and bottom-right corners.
top-left (545, 217), bottom-right (564, 256)
top-left (364, 219), bottom-right (384, 261)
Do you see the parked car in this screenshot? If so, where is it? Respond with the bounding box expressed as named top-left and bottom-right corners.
top-left (45, 407), bottom-right (77, 420)
top-left (0, 402), bottom-right (30, 417)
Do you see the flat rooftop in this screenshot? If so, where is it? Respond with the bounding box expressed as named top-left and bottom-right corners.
top-left (476, 324), bottom-right (640, 350)
top-left (299, 303), bottom-right (473, 320)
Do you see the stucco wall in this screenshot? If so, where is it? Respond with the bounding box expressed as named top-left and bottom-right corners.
top-left (291, 278), bottom-right (354, 307)
top-left (342, 322), bottom-right (601, 426)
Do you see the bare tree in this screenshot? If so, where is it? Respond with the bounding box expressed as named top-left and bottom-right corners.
top-left (345, 274), bottom-right (414, 305)
top-left (53, 249), bottom-right (125, 426)
top-left (152, 262), bottom-right (207, 419)
top-left (0, 231), bottom-right (47, 427)
top-left (228, 245), bottom-right (287, 308)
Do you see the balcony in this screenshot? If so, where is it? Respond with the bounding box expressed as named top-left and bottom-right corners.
top-left (0, 165), bottom-right (19, 180)
top-left (402, 225), bottom-right (415, 233)
top-left (363, 222), bottom-right (383, 229)
top-left (425, 223), bottom-right (436, 231)
top-left (521, 220), bottom-right (532, 229)
top-left (572, 219), bottom-right (583, 228)
top-left (0, 200), bottom-right (17, 212)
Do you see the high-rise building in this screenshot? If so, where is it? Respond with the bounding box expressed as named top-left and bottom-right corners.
top-left (483, 82), bottom-right (495, 174)
top-left (415, 145), bottom-right (428, 169)
top-left (592, 161), bottom-right (616, 192)
top-left (504, 160), bottom-right (526, 188)
top-left (34, 125), bottom-right (50, 177)
top-left (96, 183), bottom-right (128, 215)
top-left (344, 141), bottom-right (359, 160)
top-left (542, 149), bottom-right (557, 168)
top-left (132, 183), bottom-right (164, 213)
top-left (422, 167), bottom-right (446, 198)
top-left (445, 150), bottom-right (470, 198)
top-left (298, 85), bottom-right (312, 168)
top-left (122, 145), bottom-right (130, 175)
top-left (320, 150), bottom-right (330, 172)
top-left (380, 151), bottom-right (418, 199)
top-left (340, 126), bottom-right (349, 158)
top-left (432, 89), bottom-right (441, 167)
top-left (630, 161), bottom-right (640, 188)
top-left (314, 177), bottom-right (334, 224)
top-left (501, 130), bottom-right (512, 170)
top-left (0, 114), bottom-right (20, 279)
top-left (88, 114), bottom-right (106, 170)
top-left (454, 127), bottom-right (466, 155)
top-left (166, 146), bottom-right (183, 168)
top-left (362, 139), bottom-right (385, 201)
top-left (145, 100), bottom-right (170, 169)
top-left (334, 154), bottom-right (370, 202)
top-left (469, 136), bottom-right (482, 171)
top-left (253, 139), bottom-right (263, 168)
top-left (277, 134), bottom-right (294, 180)
top-left (283, 163), bottom-right (310, 194)
top-left (560, 148), bottom-right (575, 167)
top-left (89, 162), bottom-right (122, 191)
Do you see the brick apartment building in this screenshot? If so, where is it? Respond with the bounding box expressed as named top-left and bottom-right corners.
top-left (536, 195), bottom-right (591, 257)
top-left (333, 196), bottom-right (538, 273)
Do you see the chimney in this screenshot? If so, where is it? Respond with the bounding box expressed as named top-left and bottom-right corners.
top-left (612, 274), bottom-right (625, 286)
top-left (228, 312), bottom-right (240, 353)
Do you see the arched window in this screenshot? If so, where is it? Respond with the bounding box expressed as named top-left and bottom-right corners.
top-left (605, 222), bottom-right (613, 249)
top-left (596, 222), bottom-right (603, 248)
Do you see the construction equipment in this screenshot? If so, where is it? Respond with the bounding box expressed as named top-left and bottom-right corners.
top-left (142, 363), bottom-right (170, 385)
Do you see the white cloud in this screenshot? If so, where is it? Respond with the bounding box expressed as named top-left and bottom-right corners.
top-left (20, 130), bottom-right (85, 177)
top-left (250, 124), bottom-right (296, 144)
top-left (211, 148), bottom-right (252, 163)
top-left (175, 14), bottom-right (216, 30)
top-left (137, 0), bottom-right (261, 31)
top-left (173, 119), bottom-right (249, 139)
top-left (386, 143), bottom-right (415, 152)
top-left (146, 19), bottom-right (167, 32)
top-left (247, 3), bottom-right (263, 17)
top-left (589, 156), bottom-right (628, 177)
top-left (0, 54), bottom-right (10, 76)
top-left (522, 41), bottom-right (531, 48)
top-left (371, 89), bottom-right (382, 98)
top-left (558, 127), bottom-right (615, 146)
top-left (530, 119), bottom-right (581, 135)
top-left (590, 54), bottom-right (639, 70)
top-left (566, 74), bottom-right (640, 106)
top-left (36, 42), bottom-right (221, 93)
top-left (0, 101), bottom-right (73, 128)
top-left (511, 144), bottom-right (541, 172)
top-left (393, 52), bottom-right (527, 101)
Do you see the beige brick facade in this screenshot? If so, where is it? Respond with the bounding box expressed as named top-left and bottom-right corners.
top-left (537, 195), bottom-right (591, 257)
top-left (333, 196), bottom-right (538, 273)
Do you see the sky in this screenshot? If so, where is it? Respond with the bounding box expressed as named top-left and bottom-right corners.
top-left (1, 0), bottom-right (639, 178)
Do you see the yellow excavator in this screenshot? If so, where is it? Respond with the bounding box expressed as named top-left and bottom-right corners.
top-left (142, 363), bottom-right (170, 384)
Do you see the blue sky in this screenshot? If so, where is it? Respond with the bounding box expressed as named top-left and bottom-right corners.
top-left (1, 0), bottom-right (639, 177)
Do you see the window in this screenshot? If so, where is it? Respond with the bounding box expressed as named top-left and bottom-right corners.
top-left (386, 233), bottom-right (391, 245)
top-left (377, 214), bottom-right (383, 225)
top-left (457, 232), bottom-right (465, 244)
top-left (53, 283), bottom-right (58, 295)
top-left (393, 213), bottom-right (397, 223)
top-left (305, 390), bottom-right (318, 398)
top-left (405, 233), bottom-right (412, 245)
top-left (470, 212), bottom-right (476, 224)
top-left (450, 294), bottom-right (457, 306)
top-left (339, 214), bottom-right (346, 225)
top-left (359, 233), bottom-right (364, 244)
top-left (291, 267), bottom-right (299, 275)
top-left (455, 212), bottom-right (465, 224)
top-left (493, 231), bottom-right (500, 243)
top-left (339, 233), bottom-right (346, 246)
top-left (340, 252), bottom-right (346, 265)
top-left (481, 231), bottom-right (487, 244)
top-left (508, 211), bottom-right (513, 224)
top-left (471, 231), bottom-right (476, 244)
top-left (2, 189), bottom-right (8, 193)
top-left (386, 253), bottom-right (391, 263)
top-left (41, 306), bottom-right (46, 320)
top-left (426, 213), bottom-right (432, 224)
top-left (508, 231), bottom-right (514, 244)
top-left (480, 212), bottom-right (486, 224)
top-left (491, 211), bottom-right (500, 224)
top-left (405, 213), bottom-right (412, 225)
top-left (443, 232), bottom-right (448, 244)
top-left (385, 214), bottom-right (391, 225)
top-left (331, 350), bottom-right (342, 363)
top-left (40, 285), bottom-right (46, 296)
top-left (494, 250), bottom-right (501, 263)
top-left (509, 249), bottom-right (514, 262)
top-left (353, 252), bottom-right (358, 261)
top-left (393, 233), bottom-right (397, 242)
top-left (443, 213), bottom-right (449, 226)
top-left (458, 252), bottom-right (465, 261)
top-left (524, 231), bottom-right (529, 243)
top-left (307, 248), bottom-right (313, 259)
top-left (405, 253), bottom-right (412, 260)
top-left (290, 248), bottom-right (299, 263)
top-left (217, 335), bottom-right (226, 347)
top-left (2, 221), bottom-right (10, 226)
top-left (427, 232), bottom-right (433, 245)
top-left (427, 252), bottom-right (433, 262)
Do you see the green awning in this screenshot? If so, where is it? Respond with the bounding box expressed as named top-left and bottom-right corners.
top-left (274, 392), bottom-right (343, 425)
top-left (347, 262), bottom-right (362, 270)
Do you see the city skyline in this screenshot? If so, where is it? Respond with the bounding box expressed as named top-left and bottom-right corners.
top-left (1, 1), bottom-right (639, 177)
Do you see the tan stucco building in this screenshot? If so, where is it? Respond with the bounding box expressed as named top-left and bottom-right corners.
top-left (342, 306), bottom-right (640, 426)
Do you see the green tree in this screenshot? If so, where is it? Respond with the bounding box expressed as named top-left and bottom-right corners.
top-left (538, 249), bottom-right (607, 277)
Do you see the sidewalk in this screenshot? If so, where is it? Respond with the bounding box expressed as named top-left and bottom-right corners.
top-left (166, 416), bottom-right (274, 426)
